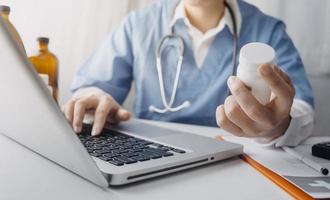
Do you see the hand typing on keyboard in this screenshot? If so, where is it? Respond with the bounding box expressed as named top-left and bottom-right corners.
top-left (61, 87), bottom-right (131, 136)
top-left (79, 124), bottom-right (186, 166)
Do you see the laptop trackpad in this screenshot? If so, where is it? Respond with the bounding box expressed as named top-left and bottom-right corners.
top-left (110, 119), bottom-right (180, 138)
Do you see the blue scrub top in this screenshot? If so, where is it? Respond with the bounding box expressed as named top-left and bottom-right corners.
top-left (71, 0), bottom-right (314, 127)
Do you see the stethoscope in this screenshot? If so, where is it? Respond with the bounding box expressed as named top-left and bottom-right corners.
top-left (149, 1), bottom-right (238, 114)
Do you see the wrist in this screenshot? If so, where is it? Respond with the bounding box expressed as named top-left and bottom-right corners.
top-left (264, 115), bottom-right (292, 140)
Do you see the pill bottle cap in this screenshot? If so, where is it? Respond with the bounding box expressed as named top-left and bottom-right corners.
top-left (37, 37), bottom-right (50, 44)
top-left (239, 42), bottom-right (275, 70)
top-left (0, 5), bottom-right (10, 13)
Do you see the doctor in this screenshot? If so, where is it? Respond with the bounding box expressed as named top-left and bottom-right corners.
top-left (63, 0), bottom-right (314, 147)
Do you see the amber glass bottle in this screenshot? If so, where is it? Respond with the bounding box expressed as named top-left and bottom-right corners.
top-left (0, 5), bottom-right (26, 54)
top-left (29, 37), bottom-right (59, 103)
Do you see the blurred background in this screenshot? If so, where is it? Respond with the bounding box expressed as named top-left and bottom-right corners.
top-left (0, 0), bottom-right (329, 135)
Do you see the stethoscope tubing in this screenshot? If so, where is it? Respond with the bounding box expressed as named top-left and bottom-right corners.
top-left (149, 1), bottom-right (238, 113)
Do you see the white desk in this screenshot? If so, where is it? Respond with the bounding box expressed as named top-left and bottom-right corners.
top-left (0, 120), bottom-right (292, 200)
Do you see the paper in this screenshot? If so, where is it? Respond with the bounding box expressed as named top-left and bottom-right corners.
top-left (284, 176), bottom-right (330, 199)
top-left (222, 136), bottom-right (330, 199)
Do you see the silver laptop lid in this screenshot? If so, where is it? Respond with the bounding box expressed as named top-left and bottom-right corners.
top-left (0, 17), bottom-right (108, 188)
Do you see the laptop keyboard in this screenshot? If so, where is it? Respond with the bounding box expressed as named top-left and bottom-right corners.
top-left (78, 124), bottom-right (186, 166)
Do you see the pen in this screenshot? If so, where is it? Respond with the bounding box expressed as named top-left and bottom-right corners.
top-left (282, 146), bottom-right (329, 176)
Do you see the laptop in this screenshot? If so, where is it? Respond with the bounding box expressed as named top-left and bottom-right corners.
top-left (0, 17), bottom-right (243, 187)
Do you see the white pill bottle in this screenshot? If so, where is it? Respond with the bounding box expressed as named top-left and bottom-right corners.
top-left (237, 42), bottom-right (275, 105)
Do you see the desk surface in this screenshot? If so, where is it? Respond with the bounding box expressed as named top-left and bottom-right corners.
top-left (0, 119), bottom-right (292, 200)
